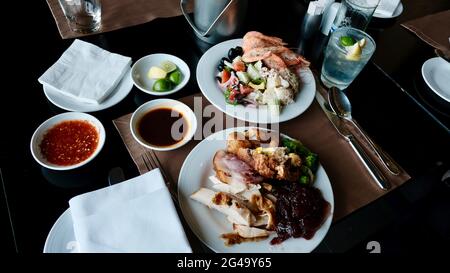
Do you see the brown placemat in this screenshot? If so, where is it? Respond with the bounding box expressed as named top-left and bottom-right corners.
top-left (47, 0), bottom-right (193, 39)
top-left (401, 10), bottom-right (450, 51)
top-left (113, 87), bottom-right (410, 221)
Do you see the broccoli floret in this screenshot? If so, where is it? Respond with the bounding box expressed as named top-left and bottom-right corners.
top-left (281, 138), bottom-right (296, 153)
top-left (283, 137), bottom-right (319, 186)
top-left (299, 175), bottom-right (310, 185)
top-left (305, 153), bottom-right (319, 173)
top-left (300, 165), bottom-right (310, 175)
top-left (282, 138), bottom-right (310, 157)
top-left (299, 165), bottom-right (316, 186)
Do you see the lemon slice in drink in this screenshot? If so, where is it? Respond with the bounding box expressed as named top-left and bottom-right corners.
top-left (345, 43), bottom-right (362, 61)
top-left (160, 61), bottom-right (177, 73)
top-left (148, 66), bottom-right (167, 79)
top-left (358, 38), bottom-right (367, 48)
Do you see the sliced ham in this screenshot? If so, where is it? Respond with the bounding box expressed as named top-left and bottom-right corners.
top-left (213, 150), bottom-right (264, 186)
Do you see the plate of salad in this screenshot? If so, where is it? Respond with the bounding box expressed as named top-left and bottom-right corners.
top-left (196, 32), bottom-right (316, 124)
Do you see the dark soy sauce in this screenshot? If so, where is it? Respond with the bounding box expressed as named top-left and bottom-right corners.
top-left (138, 108), bottom-right (188, 147)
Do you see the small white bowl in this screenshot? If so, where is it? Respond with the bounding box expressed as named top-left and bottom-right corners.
top-left (131, 53), bottom-right (190, 96)
top-left (30, 112), bottom-right (106, 171)
top-left (130, 99), bottom-right (197, 151)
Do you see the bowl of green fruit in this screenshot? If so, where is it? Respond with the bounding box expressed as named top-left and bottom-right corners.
top-left (131, 53), bottom-right (190, 96)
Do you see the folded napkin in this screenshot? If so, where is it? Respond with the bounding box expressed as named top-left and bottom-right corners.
top-left (375, 0), bottom-right (400, 17)
top-left (38, 39), bottom-right (131, 104)
top-left (69, 169), bottom-right (192, 253)
top-left (401, 10), bottom-right (450, 51)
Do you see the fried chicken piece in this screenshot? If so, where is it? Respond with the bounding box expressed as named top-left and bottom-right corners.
top-left (226, 132), bottom-right (253, 155)
top-left (251, 148), bottom-right (301, 181)
top-left (227, 136), bottom-right (301, 182)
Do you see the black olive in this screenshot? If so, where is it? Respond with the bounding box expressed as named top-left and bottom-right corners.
top-left (220, 57), bottom-right (231, 71)
top-left (234, 46), bottom-right (243, 56)
top-left (216, 76), bottom-right (222, 82)
top-left (228, 48), bottom-right (237, 60)
top-left (217, 63), bottom-right (224, 71)
top-left (221, 57), bottom-right (231, 64)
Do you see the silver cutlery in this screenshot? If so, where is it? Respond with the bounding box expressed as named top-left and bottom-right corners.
top-left (141, 151), bottom-right (179, 205)
top-left (328, 87), bottom-right (401, 176)
top-left (316, 89), bottom-right (390, 190)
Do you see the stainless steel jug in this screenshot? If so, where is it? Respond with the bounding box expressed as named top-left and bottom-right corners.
top-left (180, 0), bottom-right (248, 44)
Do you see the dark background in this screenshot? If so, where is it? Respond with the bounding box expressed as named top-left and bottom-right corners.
top-left (1, 0), bottom-right (449, 254)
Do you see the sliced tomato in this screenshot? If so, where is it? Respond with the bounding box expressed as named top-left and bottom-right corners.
top-left (221, 70), bottom-right (231, 84)
top-left (239, 84), bottom-right (254, 96)
top-left (233, 61), bottom-right (246, 72)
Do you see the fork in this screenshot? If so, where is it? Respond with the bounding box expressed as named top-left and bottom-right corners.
top-left (141, 151), bottom-right (179, 206)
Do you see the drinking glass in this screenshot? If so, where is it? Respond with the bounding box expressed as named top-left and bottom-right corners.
top-left (331, 0), bottom-right (379, 31)
top-left (58, 0), bottom-right (102, 33)
top-left (321, 27), bottom-right (376, 90)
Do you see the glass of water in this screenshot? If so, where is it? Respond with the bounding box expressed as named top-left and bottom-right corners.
top-left (58, 0), bottom-right (102, 33)
top-left (331, 0), bottom-right (379, 31)
top-left (321, 27), bottom-right (375, 90)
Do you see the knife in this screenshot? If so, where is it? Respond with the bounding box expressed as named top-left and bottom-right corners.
top-left (316, 90), bottom-right (390, 190)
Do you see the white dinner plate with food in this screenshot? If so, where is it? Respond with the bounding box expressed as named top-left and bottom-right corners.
top-left (178, 127), bottom-right (334, 253)
top-left (373, 1), bottom-right (403, 19)
top-left (43, 67), bottom-right (133, 112)
top-left (421, 57), bottom-right (450, 103)
top-left (43, 208), bottom-right (78, 253)
top-left (196, 38), bottom-right (316, 124)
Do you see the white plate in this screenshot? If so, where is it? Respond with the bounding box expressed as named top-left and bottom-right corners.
top-left (196, 39), bottom-right (316, 124)
top-left (178, 127), bottom-right (334, 253)
top-left (421, 57), bottom-right (450, 103)
top-left (373, 1), bottom-right (403, 19)
top-left (43, 67), bottom-right (133, 112)
top-left (43, 208), bottom-right (78, 253)
top-left (131, 53), bottom-right (190, 96)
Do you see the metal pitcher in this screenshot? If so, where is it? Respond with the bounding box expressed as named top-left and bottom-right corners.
top-left (180, 0), bottom-right (248, 44)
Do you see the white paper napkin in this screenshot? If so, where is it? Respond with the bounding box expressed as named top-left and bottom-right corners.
top-left (375, 0), bottom-right (400, 17)
top-left (69, 169), bottom-right (192, 253)
top-left (38, 39), bottom-right (131, 104)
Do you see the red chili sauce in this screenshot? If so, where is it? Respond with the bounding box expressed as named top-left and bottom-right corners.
top-left (40, 120), bottom-right (99, 166)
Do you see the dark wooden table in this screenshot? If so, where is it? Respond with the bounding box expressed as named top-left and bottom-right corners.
top-left (1, 0), bottom-right (449, 253)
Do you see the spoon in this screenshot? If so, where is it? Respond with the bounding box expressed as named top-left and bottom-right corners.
top-left (328, 87), bottom-right (401, 176)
